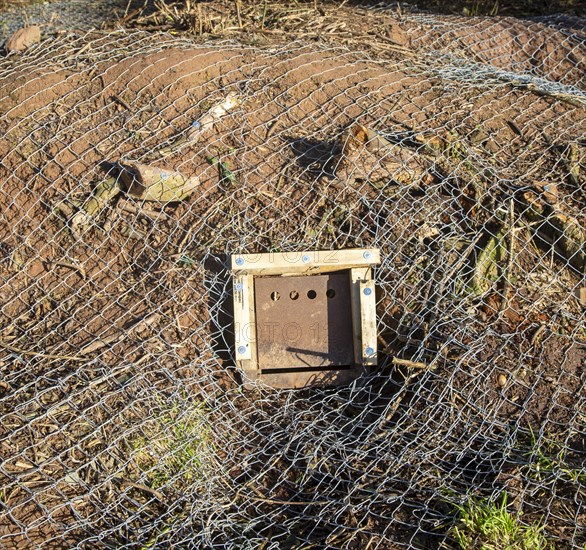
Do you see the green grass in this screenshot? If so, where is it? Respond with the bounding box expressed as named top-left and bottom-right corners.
top-left (523, 429), bottom-right (586, 486)
top-left (129, 401), bottom-right (213, 490)
top-left (447, 493), bottom-right (550, 550)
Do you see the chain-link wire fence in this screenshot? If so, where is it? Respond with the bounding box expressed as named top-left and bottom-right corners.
top-left (0, 6), bottom-right (585, 548)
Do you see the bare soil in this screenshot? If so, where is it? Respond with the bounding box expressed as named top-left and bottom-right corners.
top-left (0, 5), bottom-right (585, 549)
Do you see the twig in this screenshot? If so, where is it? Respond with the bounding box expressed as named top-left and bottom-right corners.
top-left (500, 198), bottom-right (516, 312)
top-left (50, 260), bottom-right (86, 279)
top-left (524, 83), bottom-right (586, 108)
top-left (118, 479), bottom-right (165, 502)
top-left (78, 334), bottom-right (121, 356)
top-left (111, 94), bottom-right (132, 111)
top-left (424, 232), bottom-right (484, 335)
top-left (118, 199), bottom-right (170, 221)
top-left (235, 0), bottom-right (243, 28)
top-left (246, 495), bottom-right (331, 506)
top-left (392, 357), bottom-right (432, 370)
top-left (0, 339), bottom-right (85, 362)
top-left (530, 324), bottom-right (546, 347)
top-left (497, 76), bottom-right (586, 108)
top-left (79, 313), bottom-right (160, 355)
top-left (86, 361), bottom-right (143, 389)
top-left (369, 33), bottom-right (415, 56)
top-left (265, 119), bottom-right (280, 140)
top-left (363, 369), bottom-right (428, 449)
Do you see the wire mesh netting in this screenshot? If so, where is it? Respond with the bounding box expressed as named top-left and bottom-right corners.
top-left (0, 0), bottom-right (140, 41)
top-left (0, 7), bottom-right (585, 549)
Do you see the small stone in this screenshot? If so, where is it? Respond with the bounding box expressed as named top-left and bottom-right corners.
top-left (484, 138), bottom-right (499, 154)
top-left (534, 181), bottom-right (558, 205)
top-left (469, 129), bottom-right (488, 146)
top-left (497, 373), bottom-right (507, 388)
top-left (5, 26), bottom-right (41, 54)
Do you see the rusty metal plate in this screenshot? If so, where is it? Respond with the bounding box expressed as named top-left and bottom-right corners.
top-left (254, 272), bottom-right (354, 370)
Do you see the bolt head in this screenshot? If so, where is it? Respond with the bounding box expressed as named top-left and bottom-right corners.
top-left (235, 257), bottom-right (244, 266)
top-left (363, 251), bottom-right (372, 260)
top-left (365, 347), bottom-right (374, 356)
top-left (237, 345), bottom-right (247, 355)
top-left (363, 287), bottom-right (372, 296)
top-left (235, 283), bottom-right (243, 292)
top-left (302, 254), bottom-right (310, 263)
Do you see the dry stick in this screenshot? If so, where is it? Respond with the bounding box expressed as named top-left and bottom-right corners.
top-left (235, 0), bottom-right (243, 28)
top-left (500, 198), bottom-right (516, 312)
top-left (369, 33), bottom-right (416, 56)
top-left (361, 370), bottom-right (427, 450)
top-left (111, 94), bottom-right (131, 111)
top-left (422, 232), bottom-right (484, 346)
top-left (265, 119), bottom-right (280, 140)
top-left (118, 199), bottom-right (170, 221)
top-left (177, 201), bottom-right (221, 255)
top-left (246, 495), bottom-right (331, 506)
top-left (530, 324), bottom-right (547, 347)
top-left (118, 479), bottom-right (165, 502)
top-left (50, 260), bottom-right (86, 279)
top-left (524, 83), bottom-right (586, 109)
top-left (0, 339), bottom-right (86, 362)
top-left (86, 358), bottom-right (148, 389)
top-left (392, 357), bottom-right (433, 370)
top-left (78, 334), bottom-right (121, 356)
top-left (78, 313), bottom-right (160, 356)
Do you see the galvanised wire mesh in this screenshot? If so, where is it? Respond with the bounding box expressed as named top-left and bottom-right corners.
top-left (0, 0), bottom-right (129, 41)
top-left (0, 8), bottom-right (585, 549)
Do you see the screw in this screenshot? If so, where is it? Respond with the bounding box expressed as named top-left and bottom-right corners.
top-left (365, 347), bottom-right (374, 356)
top-left (363, 287), bottom-right (372, 296)
top-left (302, 254), bottom-right (310, 263)
top-left (234, 283), bottom-right (243, 292)
top-left (235, 257), bottom-right (244, 266)
top-left (237, 345), bottom-right (247, 355)
top-left (363, 251), bottom-right (372, 260)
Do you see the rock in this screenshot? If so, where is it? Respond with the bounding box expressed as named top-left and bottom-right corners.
top-left (534, 181), bottom-right (558, 205)
top-left (334, 124), bottom-right (435, 186)
top-left (118, 162), bottom-right (200, 202)
top-left (5, 26), bottom-right (41, 54)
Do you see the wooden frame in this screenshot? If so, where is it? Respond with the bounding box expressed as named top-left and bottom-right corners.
top-left (231, 248), bottom-right (380, 388)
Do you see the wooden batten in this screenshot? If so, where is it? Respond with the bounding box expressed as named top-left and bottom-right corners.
top-left (231, 248), bottom-right (380, 276)
top-left (231, 248), bottom-right (380, 388)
